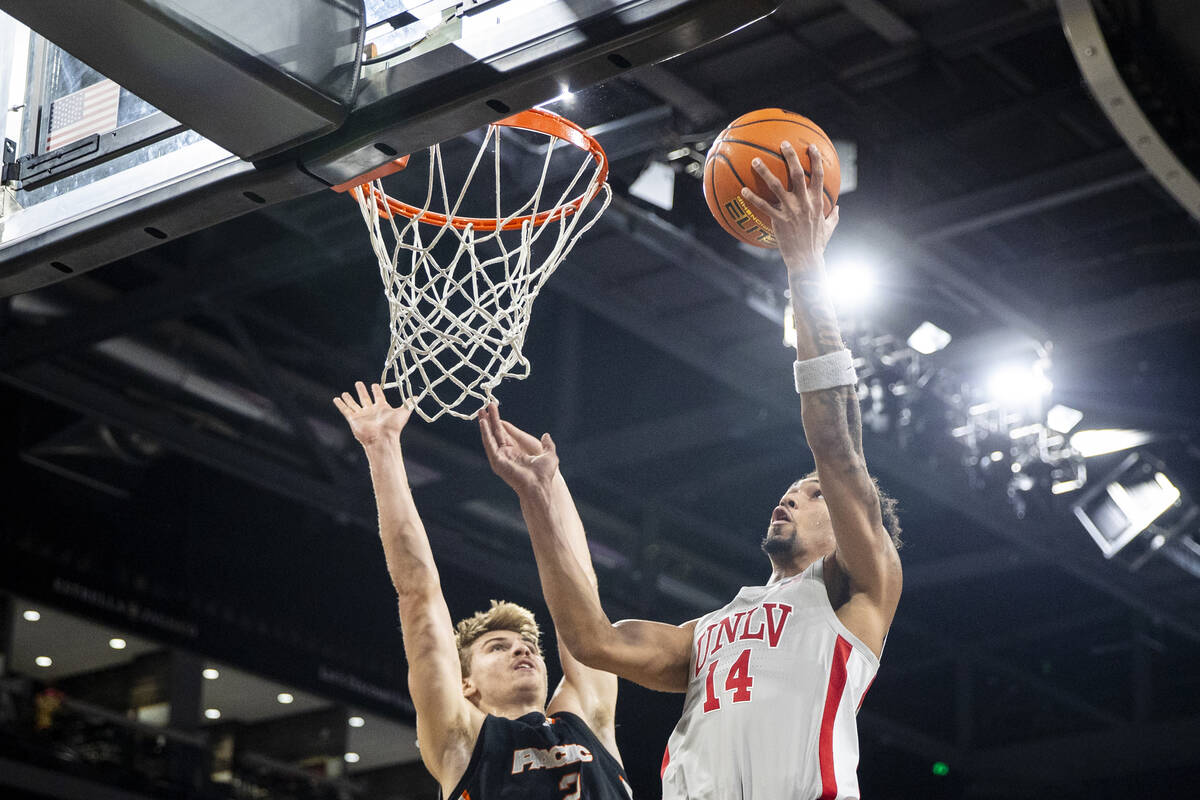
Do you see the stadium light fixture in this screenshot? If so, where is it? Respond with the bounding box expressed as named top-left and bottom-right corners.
top-left (1046, 404), bottom-right (1084, 433)
top-left (1008, 423), bottom-right (1044, 440)
top-left (825, 260), bottom-right (877, 310)
top-left (1052, 478), bottom-right (1086, 495)
top-left (1073, 452), bottom-right (1184, 560)
top-left (1070, 429), bottom-right (1153, 457)
top-left (907, 321), bottom-right (952, 355)
top-left (629, 160), bottom-right (675, 210)
top-left (985, 360), bottom-right (1052, 406)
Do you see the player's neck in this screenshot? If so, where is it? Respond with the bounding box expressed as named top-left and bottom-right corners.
top-left (766, 554), bottom-right (817, 584)
top-left (480, 698), bottom-right (545, 720)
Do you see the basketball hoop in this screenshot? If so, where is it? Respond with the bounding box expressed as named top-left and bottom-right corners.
top-left (338, 109), bottom-right (611, 422)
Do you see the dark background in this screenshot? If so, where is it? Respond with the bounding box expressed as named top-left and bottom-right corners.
top-left (4, 0), bottom-right (1200, 798)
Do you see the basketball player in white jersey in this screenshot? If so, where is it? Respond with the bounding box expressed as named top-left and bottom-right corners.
top-left (333, 383), bottom-right (633, 800)
top-left (479, 142), bottom-right (902, 799)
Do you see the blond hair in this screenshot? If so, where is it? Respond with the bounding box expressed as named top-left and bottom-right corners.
top-left (454, 600), bottom-right (542, 677)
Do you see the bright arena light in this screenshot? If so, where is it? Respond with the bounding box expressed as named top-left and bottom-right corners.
top-left (277, 693), bottom-right (294, 704)
top-left (782, 263), bottom-right (877, 346)
top-left (22, 609), bottom-right (40, 622)
top-left (344, 752), bottom-right (361, 764)
top-left (203, 668), bottom-right (220, 680)
top-left (349, 716), bottom-right (365, 728)
top-left (108, 638), bottom-right (127, 650)
top-left (985, 361), bottom-right (1052, 405)
top-left (825, 261), bottom-right (877, 310)
top-left (907, 321), bottom-right (952, 355)
top-left (782, 304), bottom-right (797, 348)
top-left (1070, 429), bottom-right (1153, 458)
top-left (204, 708), bottom-right (221, 720)
top-left (1047, 404), bottom-right (1084, 433)
top-left (35, 656), bottom-right (52, 667)
top-left (1008, 423), bottom-right (1044, 440)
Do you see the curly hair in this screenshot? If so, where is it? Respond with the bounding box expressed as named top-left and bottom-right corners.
top-left (453, 600), bottom-right (543, 678)
top-left (791, 471), bottom-right (903, 549)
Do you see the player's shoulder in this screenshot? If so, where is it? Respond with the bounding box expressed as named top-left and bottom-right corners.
top-left (546, 709), bottom-right (604, 742)
top-left (828, 542), bottom-right (901, 601)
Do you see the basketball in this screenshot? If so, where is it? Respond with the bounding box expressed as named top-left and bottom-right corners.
top-left (703, 109), bottom-right (840, 248)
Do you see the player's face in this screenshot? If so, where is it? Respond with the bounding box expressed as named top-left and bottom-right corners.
top-left (464, 630), bottom-right (548, 711)
top-left (762, 477), bottom-right (835, 559)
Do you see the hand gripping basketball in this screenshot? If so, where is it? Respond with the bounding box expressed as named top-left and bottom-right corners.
top-left (740, 141), bottom-right (839, 266)
top-left (702, 109), bottom-right (839, 248)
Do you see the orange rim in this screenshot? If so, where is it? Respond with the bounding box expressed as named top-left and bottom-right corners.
top-left (354, 108), bottom-right (608, 231)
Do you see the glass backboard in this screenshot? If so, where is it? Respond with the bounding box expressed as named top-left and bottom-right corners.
top-left (0, 0), bottom-right (783, 297)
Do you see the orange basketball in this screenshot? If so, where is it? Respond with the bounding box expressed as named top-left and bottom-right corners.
top-left (703, 109), bottom-right (840, 248)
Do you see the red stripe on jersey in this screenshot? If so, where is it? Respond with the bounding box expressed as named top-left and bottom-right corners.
top-left (818, 636), bottom-right (853, 799)
top-left (857, 676), bottom-right (876, 712)
top-left (661, 745), bottom-right (670, 778)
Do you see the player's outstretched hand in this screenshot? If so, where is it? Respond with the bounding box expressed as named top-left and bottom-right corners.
top-left (478, 402), bottom-right (559, 495)
top-left (740, 141), bottom-right (839, 268)
top-left (333, 381), bottom-right (412, 448)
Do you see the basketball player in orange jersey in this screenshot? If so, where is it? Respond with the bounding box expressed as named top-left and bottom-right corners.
top-left (479, 142), bottom-right (902, 799)
top-left (333, 382), bottom-right (633, 800)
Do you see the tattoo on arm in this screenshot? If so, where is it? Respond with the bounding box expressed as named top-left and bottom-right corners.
top-left (791, 273), bottom-right (882, 529)
top-left (808, 387), bottom-right (858, 464)
top-left (844, 385), bottom-right (864, 457)
top-left (792, 274), bottom-right (867, 474)
top-left (793, 279), bottom-right (844, 354)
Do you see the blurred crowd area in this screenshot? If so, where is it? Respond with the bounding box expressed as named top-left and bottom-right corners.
top-left (0, 676), bottom-right (359, 800)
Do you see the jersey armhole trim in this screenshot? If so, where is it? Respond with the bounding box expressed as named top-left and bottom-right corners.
top-left (821, 605), bottom-right (880, 670)
top-left (440, 715), bottom-right (492, 800)
top-left (812, 559), bottom-right (882, 670)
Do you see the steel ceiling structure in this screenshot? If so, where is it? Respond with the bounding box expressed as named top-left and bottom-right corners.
top-left (3, 1), bottom-right (1200, 797)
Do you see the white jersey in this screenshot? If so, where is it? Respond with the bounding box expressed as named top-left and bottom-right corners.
top-left (661, 559), bottom-right (880, 800)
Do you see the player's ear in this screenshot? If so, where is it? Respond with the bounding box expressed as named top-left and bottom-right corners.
top-left (462, 675), bottom-right (479, 702)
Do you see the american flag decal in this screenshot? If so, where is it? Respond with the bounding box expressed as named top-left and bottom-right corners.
top-left (46, 79), bottom-right (121, 151)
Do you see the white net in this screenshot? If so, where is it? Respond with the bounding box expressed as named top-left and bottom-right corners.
top-left (352, 116), bottom-right (611, 422)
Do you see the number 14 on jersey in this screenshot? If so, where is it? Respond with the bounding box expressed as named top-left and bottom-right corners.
top-left (702, 648), bottom-right (754, 712)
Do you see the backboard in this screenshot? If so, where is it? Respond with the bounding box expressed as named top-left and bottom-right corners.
top-left (0, 0), bottom-right (783, 297)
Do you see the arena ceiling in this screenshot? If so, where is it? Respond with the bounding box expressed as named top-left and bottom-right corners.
top-left (3, 1), bottom-right (1200, 797)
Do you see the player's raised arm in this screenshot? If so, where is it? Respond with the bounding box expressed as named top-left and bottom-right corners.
top-left (741, 143), bottom-right (902, 653)
top-left (479, 403), bottom-right (695, 694)
top-left (333, 382), bottom-right (480, 791)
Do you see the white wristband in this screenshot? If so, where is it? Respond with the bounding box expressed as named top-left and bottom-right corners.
top-left (793, 349), bottom-right (857, 393)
